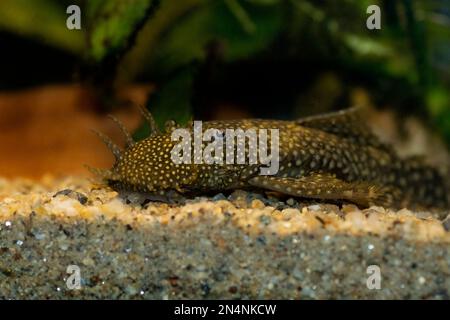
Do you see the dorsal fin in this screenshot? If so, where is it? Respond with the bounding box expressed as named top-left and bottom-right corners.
top-left (296, 107), bottom-right (394, 153)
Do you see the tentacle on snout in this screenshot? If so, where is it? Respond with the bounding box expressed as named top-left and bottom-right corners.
top-left (84, 165), bottom-right (121, 181)
top-left (107, 115), bottom-right (135, 148)
top-left (91, 129), bottom-right (122, 161)
top-left (139, 105), bottom-right (160, 136)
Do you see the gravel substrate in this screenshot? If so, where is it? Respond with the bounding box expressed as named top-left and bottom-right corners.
top-left (0, 175), bottom-right (449, 299)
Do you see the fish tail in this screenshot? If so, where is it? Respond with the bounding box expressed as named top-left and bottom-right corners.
top-left (394, 158), bottom-right (449, 209)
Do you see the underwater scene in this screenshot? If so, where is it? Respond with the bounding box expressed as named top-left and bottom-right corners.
top-left (0, 0), bottom-right (450, 305)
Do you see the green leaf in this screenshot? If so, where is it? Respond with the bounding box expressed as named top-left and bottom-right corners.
top-left (0, 0), bottom-right (84, 54)
top-left (133, 65), bottom-right (195, 141)
top-left (152, 0), bottom-right (283, 72)
top-left (427, 87), bottom-right (450, 144)
top-left (86, 0), bottom-right (160, 61)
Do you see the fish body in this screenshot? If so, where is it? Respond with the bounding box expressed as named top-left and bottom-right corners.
top-left (91, 108), bottom-right (449, 210)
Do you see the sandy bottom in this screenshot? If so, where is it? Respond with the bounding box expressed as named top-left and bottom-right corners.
top-left (0, 176), bottom-right (449, 299)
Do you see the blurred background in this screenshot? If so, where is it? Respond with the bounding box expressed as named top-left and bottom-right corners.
top-left (0, 0), bottom-right (449, 178)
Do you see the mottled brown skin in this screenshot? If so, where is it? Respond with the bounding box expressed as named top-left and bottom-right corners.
top-left (90, 108), bottom-right (449, 210)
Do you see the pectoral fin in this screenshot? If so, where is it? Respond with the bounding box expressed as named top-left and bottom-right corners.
top-left (248, 173), bottom-right (399, 207)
